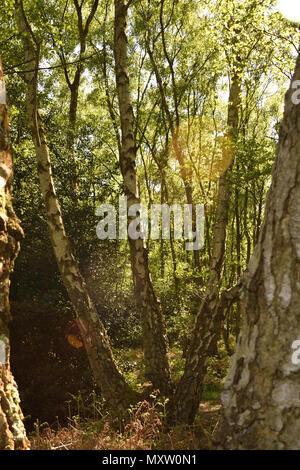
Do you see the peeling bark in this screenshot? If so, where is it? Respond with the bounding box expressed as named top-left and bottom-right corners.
top-left (214, 52), bottom-right (300, 450)
top-left (114, 0), bottom-right (171, 394)
top-left (0, 56), bottom-right (29, 450)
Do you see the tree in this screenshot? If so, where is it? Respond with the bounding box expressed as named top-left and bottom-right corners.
top-left (0, 56), bottom-right (28, 450)
top-left (15, 0), bottom-right (138, 414)
top-left (49, 0), bottom-right (99, 196)
top-left (114, 0), bottom-right (171, 394)
top-left (168, 70), bottom-right (241, 425)
top-left (166, 0), bottom-right (290, 424)
top-left (4, 0), bottom-right (297, 434)
top-left (214, 51), bottom-right (300, 450)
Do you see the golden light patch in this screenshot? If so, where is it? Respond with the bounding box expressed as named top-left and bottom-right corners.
top-left (67, 334), bottom-right (83, 349)
top-left (65, 319), bottom-right (96, 349)
top-left (169, 116), bottom-right (233, 182)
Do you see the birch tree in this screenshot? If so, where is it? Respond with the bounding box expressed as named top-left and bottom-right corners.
top-left (214, 51), bottom-right (300, 450)
top-left (15, 0), bottom-right (138, 414)
top-left (114, 0), bottom-right (171, 394)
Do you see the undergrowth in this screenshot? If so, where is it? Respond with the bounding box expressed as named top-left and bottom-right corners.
top-left (29, 342), bottom-right (231, 450)
top-left (30, 396), bottom-right (221, 450)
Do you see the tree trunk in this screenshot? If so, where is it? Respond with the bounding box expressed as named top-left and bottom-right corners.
top-left (214, 52), bottom-right (300, 450)
top-left (67, 72), bottom-right (81, 196)
top-left (16, 1), bottom-right (138, 414)
top-left (114, 0), bottom-right (171, 395)
top-left (0, 57), bottom-right (29, 450)
top-left (167, 74), bottom-right (241, 425)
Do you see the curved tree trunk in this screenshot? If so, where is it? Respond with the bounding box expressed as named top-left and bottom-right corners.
top-left (214, 52), bottom-right (300, 450)
top-left (0, 57), bottom-right (29, 450)
top-left (167, 74), bottom-right (241, 425)
top-left (16, 1), bottom-right (138, 415)
top-left (114, 0), bottom-right (171, 395)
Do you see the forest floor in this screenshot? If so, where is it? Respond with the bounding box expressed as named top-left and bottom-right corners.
top-left (25, 344), bottom-right (229, 450)
top-left (29, 398), bottom-right (221, 450)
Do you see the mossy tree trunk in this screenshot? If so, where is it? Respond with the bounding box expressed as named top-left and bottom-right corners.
top-left (0, 56), bottom-right (29, 450)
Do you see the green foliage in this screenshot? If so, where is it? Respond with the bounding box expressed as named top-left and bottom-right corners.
top-left (1, 0), bottom-right (299, 430)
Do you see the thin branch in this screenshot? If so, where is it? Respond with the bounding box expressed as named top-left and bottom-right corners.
top-left (3, 53), bottom-right (97, 75)
top-left (126, 0), bottom-right (136, 10)
top-left (84, 0), bottom-right (99, 36)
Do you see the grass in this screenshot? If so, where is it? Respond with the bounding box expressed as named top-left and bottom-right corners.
top-left (29, 397), bottom-right (221, 450)
top-left (29, 344), bottom-right (229, 450)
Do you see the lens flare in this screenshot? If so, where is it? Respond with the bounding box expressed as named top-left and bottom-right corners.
top-left (169, 116), bottom-right (233, 183)
top-left (277, 0), bottom-right (300, 23)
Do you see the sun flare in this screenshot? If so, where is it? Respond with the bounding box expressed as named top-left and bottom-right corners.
top-left (277, 0), bottom-right (300, 23)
